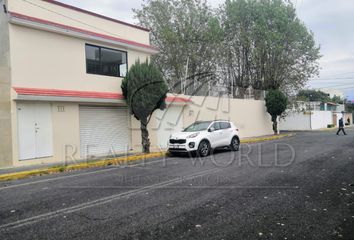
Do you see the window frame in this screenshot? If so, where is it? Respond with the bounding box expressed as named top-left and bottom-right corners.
top-left (220, 121), bottom-right (231, 129)
top-left (211, 122), bottom-right (221, 131)
top-left (85, 43), bottom-right (128, 78)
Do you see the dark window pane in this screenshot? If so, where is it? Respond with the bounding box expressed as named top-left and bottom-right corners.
top-left (85, 44), bottom-right (128, 77)
top-left (220, 122), bottom-right (231, 129)
top-left (101, 48), bottom-right (120, 77)
top-left (85, 45), bottom-right (100, 74)
top-left (212, 122), bottom-right (221, 130)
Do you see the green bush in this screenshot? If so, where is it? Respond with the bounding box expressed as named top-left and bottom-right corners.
top-left (327, 124), bottom-right (335, 128)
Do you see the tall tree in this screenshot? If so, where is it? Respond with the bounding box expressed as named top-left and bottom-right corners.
top-left (134, 0), bottom-right (223, 95)
top-left (121, 60), bottom-right (168, 153)
top-left (221, 0), bottom-right (255, 97)
top-left (221, 0), bottom-right (321, 96)
top-left (297, 89), bottom-right (330, 102)
top-left (265, 90), bottom-right (288, 135)
top-left (346, 101), bottom-right (354, 113)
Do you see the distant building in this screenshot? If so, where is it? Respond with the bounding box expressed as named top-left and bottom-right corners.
top-left (320, 88), bottom-right (345, 99)
top-left (279, 100), bottom-right (351, 131)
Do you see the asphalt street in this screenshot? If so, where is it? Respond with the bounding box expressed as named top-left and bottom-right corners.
top-left (1, 130), bottom-right (354, 240)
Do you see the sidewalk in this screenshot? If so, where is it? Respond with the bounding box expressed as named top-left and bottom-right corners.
top-left (0, 151), bottom-right (141, 175)
top-left (0, 151), bottom-right (165, 179)
top-left (0, 133), bottom-right (294, 181)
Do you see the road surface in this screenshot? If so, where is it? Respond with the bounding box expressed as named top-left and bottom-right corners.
top-left (1, 130), bottom-right (354, 239)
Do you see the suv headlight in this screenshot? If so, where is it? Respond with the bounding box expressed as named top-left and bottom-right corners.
top-left (187, 132), bottom-right (200, 138)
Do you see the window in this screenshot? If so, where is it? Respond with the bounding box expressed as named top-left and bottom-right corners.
top-left (85, 44), bottom-right (127, 77)
top-left (220, 122), bottom-right (231, 129)
top-left (183, 121), bottom-right (212, 132)
top-left (211, 122), bottom-right (221, 130)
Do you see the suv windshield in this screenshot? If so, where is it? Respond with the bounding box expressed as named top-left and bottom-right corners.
top-left (183, 121), bottom-right (212, 132)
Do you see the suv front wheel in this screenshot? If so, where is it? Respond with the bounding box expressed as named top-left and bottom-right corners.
top-left (197, 140), bottom-right (210, 157)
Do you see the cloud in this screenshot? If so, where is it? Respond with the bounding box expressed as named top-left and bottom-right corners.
top-left (293, 0), bottom-right (354, 98)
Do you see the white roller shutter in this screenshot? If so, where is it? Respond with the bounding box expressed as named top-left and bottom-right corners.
top-left (79, 106), bottom-right (130, 158)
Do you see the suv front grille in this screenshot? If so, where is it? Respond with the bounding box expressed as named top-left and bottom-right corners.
top-left (169, 139), bottom-right (186, 144)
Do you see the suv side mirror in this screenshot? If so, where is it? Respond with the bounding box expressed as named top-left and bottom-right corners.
top-left (208, 127), bottom-right (215, 132)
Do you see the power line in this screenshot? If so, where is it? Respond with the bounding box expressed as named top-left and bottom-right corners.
top-left (310, 81), bottom-right (354, 85)
top-left (330, 86), bottom-right (354, 91)
top-left (315, 71), bottom-right (354, 78)
top-left (310, 77), bottom-right (354, 81)
top-left (311, 81), bottom-right (354, 86)
top-left (315, 82), bottom-right (354, 89)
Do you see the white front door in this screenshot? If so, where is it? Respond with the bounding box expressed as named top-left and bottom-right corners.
top-left (156, 106), bottom-right (184, 149)
top-left (17, 103), bottom-right (53, 160)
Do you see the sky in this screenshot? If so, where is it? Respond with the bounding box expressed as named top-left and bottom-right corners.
top-left (59, 0), bottom-right (354, 100)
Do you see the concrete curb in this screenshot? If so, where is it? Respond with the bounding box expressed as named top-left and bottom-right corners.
top-left (0, 152), bottom-right (166, 182)
top-left (317, 127), bottom-right (337, 132)
top-left (241, 133), bottom-right (294, 143)
top-left (0, 133), bottom-right (294, 182)
top-left (317, 125), bottom-right (354, 132)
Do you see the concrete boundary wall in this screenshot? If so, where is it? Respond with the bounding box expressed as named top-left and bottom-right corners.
top-left (146, 96), bottom-right (274, 151)
top-left (311, 111), bottom-right (332, 130)
top-left (279, 111), bottom-right (311, 131)
top-left (279, 110), bottom-right (333, 131)
top-left (182, 96), bottom-right (273, 139)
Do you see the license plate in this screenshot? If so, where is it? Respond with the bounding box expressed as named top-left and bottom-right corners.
top-left (171, 144), bottom-right (179, 149)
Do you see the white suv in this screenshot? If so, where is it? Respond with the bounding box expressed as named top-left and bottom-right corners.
top-left (168, 120), bottom-right (240, 157)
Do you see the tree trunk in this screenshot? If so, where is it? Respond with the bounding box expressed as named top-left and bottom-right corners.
top-left (235, 86), bottom-right (246, 99)
top-left (140, 120), bottom-right (150, 153)
top-left (253, 89), bottom-right (264, 100)
top-left (272, 115), bottom-right (278, 135)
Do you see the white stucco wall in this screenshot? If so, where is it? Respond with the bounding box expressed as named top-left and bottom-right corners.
top-left (9, 25), bottom-right (149, 93)
top-left (0, 0), bottom-right (13, 167)
top-left (310, 111), bottom-right (333, 130)
top-left (279, 110), bottom-right (333, 131)
top-left (279, 111), bottom-right (311, 131)
top-left (7, 0), bottom-right (150, 45)
top-left (183, 96), bottom-right (273, 139)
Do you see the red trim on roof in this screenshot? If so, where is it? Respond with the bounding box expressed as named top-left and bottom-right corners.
top-left (9, 12), bottom-right (158, 52)
top-left (326, 102), bottom-right (339, 106)
top-left (166, 96), bottom-right (192, 103)
top-left (14, 87), bottom-right (124, 99)
top-left (42, 0), bottom-right (150, 32)
top-left (13, 87), bottom-right (191, 103)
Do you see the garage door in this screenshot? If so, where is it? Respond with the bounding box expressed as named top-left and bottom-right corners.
top-left (79, 106), bottom-right (130, 158)
top-left (155, 106), bottom-right (184, 149)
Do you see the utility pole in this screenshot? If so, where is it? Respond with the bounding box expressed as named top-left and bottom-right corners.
top-left (309, 94), bottom-right (312, 130)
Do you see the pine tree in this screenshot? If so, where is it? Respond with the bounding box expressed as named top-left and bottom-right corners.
top-left (122, 60), bottom-right (168, 153)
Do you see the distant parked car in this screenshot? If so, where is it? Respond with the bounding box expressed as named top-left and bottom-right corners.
top-left (168, 120), bottom-right (240, 157)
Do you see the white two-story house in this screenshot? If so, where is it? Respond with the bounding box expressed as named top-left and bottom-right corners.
top-left (0, 0), bottom-right (190, 167)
